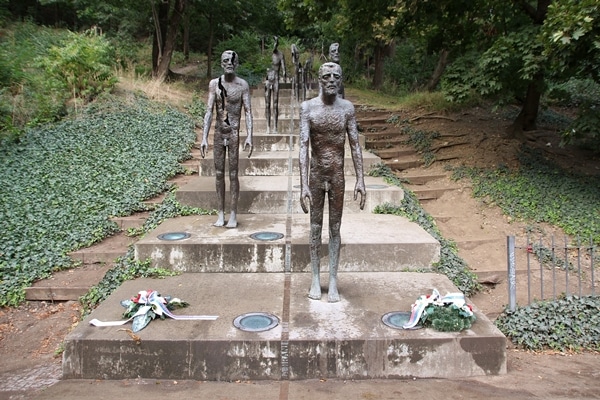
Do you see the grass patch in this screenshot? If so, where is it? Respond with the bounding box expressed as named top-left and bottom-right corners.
top-left (346, 86), bottom-right (481, 114)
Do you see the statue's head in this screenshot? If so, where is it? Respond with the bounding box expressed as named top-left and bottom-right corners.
top-left (221, 50), bottom-right (239, 74)
top-left (318, 62), bottom-right (342, 96)
top-left (328, 43), bottom-right (340, 63)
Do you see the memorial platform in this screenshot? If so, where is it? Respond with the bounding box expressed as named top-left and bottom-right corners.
top-left (63, 273), bottom-right (506, 381)
top-left (61, 78), bottom-right (507, 382)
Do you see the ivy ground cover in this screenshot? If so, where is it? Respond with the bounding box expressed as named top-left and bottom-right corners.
top-left (0, 96), bottom-right (196, 306)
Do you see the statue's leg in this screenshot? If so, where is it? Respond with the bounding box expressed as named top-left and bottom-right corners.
top-left (308, 186), bottom-right (326, 300)
top-left (213, 141), bottom-right (226, 227)
top-left (226, 135), bottom-right (240, 228)
top-left (327, 180), bottom-right (345, 302)
top-left (265, 89), bottom-right (271, 134)
top-left (273, 80), bottom-right (279, 133)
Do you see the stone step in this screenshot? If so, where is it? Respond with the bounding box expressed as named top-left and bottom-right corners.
top-left (175, 175), bottom-right (402, 214)
top-left (363, 129), bottom-right (403, 141)
top-left (371, 147), bottom-right (416, 160)
top-left (69, 233), bottom-right (134, 264)
top-left (134, 213), bottom-right (440, 273)
top-left (400, 173), bottom-right (448, 185)
top-left (197, 150), bottom-right (382, 177)
top-left (197, 133), bottom-right (299, 153)
top-left (62, 273), bottom-right (506, 381)
top-left (25, 263), bottom-right (113, 301)
top-left (384, 156), bottom-right (424, 171)
top-left (408, 186), bottom-right (465, 201)
top-left (194, 132), bottom-right (366, 154)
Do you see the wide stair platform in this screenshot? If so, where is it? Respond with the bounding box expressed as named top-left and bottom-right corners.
top-left (62, 83), bottom-right (506, 381)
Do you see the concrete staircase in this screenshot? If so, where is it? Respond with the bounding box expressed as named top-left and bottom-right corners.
top-left (61, 84), bottom-right (506, 381)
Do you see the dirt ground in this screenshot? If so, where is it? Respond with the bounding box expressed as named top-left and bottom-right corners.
top-left (1, 96), bottom-right (600, 398)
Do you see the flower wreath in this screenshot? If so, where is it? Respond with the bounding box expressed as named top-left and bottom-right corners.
top-left (89, 289), bottom-right (218, 332)
top-left (403, 289), bottom-right (476, 331)
top-left (120, 290), bottom-right (189, 332)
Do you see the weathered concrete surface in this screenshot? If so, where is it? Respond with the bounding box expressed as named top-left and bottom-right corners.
top-left (134, 213), bottom-right (439, 272)
top-left (175, 175), bottom-right (403, 214)
top-left (197, 150), bottom-right (382, 177)
top-left (198, 132), bottom-right (365, 155)
top-left (287, 273), bottom-right (506, 379)
top-left (62, 273), bottom-right (505, 381)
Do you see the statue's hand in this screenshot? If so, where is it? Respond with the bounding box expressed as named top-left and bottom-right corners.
top-left (354, 182), bottom-right (366, 210)
top-left (300, 189), bottom-right (311, 214)
top-left (200, 140), bottom-right (208, 158)
top-left (244, 140), bottom-right (253, 158)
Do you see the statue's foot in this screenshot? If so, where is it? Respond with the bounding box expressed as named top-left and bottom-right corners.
top-left (328, 291), bottom-right (340, 303)
top-left (213, 219), bottom-right (225, 227)
top-left (308, 283), bottom-right (321, 300)
top-left (214, 212), bottom-right (225, 227)
top-left (328, 284), bottom-right (340, 303)
top-left (225, 219), bottom-right (238, 228)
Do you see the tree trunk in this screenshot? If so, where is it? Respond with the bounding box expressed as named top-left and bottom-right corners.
top-left (155, 0), bottom-right (187, 82)
top-left (206, 14), bottom-right (214, 79)
top-left (372, 43), bottom-right (385, 89)
top-left (425, 49), bottom-right (450, 92)
top-left (508, 72), bottom-right (544, 137)
top-left (151, 0), bottom-right (169, 76)
top-left (183, 8), bottom-right (190, 61)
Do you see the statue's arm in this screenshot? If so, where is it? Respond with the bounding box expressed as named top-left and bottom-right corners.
top-left (299, 102), bottom-right (311, 213)
top-left (282, 53), bottom-right (287, 81)
top-left (242, 81), bottom-right (253, 157)
top-left (201, 80), bottom-right (216, 158)
top-left (346, 103), bottom-right (366, 209)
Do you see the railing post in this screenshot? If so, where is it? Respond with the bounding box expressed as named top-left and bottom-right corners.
top-left (507, 235), bottom-right (517, 312)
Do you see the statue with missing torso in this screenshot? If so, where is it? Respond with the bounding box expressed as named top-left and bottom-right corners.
top-left (201, 50), bottom-right (253, 228)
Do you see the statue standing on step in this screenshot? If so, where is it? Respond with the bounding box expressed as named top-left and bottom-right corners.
top-left (299, 62), bottom-right (366, 302)
top-left (303, 53), bottom-right (313, 100)
top-left (328, 43), bottom-right (344, 99)
top-left (201, 50), bottom-right (253, 228)
top-left (266, 36), bottom-right (286, 133)
top-left (291, 43), bottom-right (302, 100)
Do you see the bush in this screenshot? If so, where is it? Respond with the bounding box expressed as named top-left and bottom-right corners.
top-left (495, 295), bottom-right (600, 351)
top-left (36, 28), bottom-right (118, 101)
top-left (0, 22), bottom-right (70, 135)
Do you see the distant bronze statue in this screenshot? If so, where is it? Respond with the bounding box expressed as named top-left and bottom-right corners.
top-left (299, 62), bottom-right (366, 302)
top-left (291, 43), bottom-right (302, 100)
top-left (264, 67), bottom-right (276, 128)
top-left (201, 50), bottom-right (253, 228)
top-left (303, 53), bottom-right (313, 100)
top-left (328, 43), bottom-right (344, 99)
top-left (266, 36), bottom-right (286, 133)
top-left (328, 42), bottom-right (340, 63)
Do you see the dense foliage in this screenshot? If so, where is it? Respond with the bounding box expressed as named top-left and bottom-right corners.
top-left (0, 94), bottom-right (196, 306)
top-left (0, 23), bottom-right (118, 136)
top-left (495, 295), bottom-right (600, 351)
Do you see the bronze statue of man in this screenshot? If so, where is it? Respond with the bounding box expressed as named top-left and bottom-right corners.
top-left (291, 43), bottom-right (302, 99)
top-left (328, 42), bottom-right (344, 99)
top-left (266, 36), bottom-right (286, 133)
top-left (299, 62), bottom-right (366, 302)
top-left (201, 50), bottom-right (253, 228)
